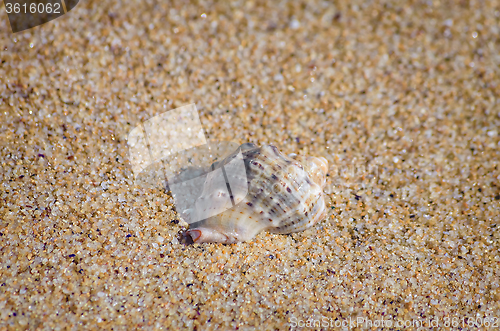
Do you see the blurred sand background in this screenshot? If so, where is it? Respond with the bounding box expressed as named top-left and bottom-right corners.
top-left (1, 0), bottom-right (499, 329)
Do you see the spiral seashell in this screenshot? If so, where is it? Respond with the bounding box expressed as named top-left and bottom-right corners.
top-left (183, 143), bottom-right (328, 244)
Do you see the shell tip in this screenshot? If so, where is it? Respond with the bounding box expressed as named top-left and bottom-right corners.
top-left (186, 229), bottom-right (202, 243)
top-left (317, 156), bottom-right (328, 174)
top-left (185, 227), bottom-right (234, 244)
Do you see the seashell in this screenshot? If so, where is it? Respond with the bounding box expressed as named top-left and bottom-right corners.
top-left (184, 143), bottom-right (328, 243)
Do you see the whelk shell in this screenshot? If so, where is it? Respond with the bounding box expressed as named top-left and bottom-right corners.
top-left (184, 143), bottom-right (328, 244)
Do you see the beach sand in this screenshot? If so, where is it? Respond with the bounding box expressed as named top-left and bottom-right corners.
top-left (1, 0), bottom-right (499, 329)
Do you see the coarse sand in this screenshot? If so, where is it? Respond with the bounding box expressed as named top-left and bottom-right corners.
top-left (1, 0), bottom-right (499, 329)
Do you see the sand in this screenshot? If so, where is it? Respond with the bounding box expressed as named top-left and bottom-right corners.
top-left (1, 0), bottom-right (499, 329)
